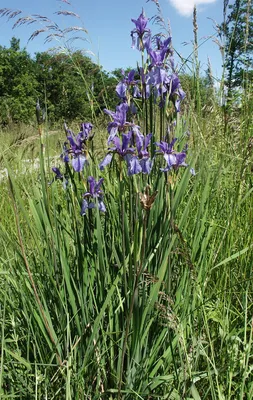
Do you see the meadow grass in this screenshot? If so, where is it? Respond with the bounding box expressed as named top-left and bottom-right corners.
top-left (0, 3), bottom-right (252, 400)
top-left (0, 90), bottom-right (252, 399)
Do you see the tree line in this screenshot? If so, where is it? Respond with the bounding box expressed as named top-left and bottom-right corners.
top-left (0, 37), bottom-right (119, 126)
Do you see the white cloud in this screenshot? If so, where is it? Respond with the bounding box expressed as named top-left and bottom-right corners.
top-left (168, 0), bottom-right (217, 17)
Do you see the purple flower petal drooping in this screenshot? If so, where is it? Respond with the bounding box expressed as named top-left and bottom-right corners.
top-left (140, 157), bottom-right (153, 174)
top-left (116, 82), bottom-right (127, 100)
top-left (127, 156), bottom-right (142, 176)
top-left (60, 122), bottom-right (93, 172)
top-left (72, 154), bottom-right (88, 172)
top-left (116, 69), bottom-right (138, 100)
top-left (165, 74), bottom-right (186, 112)
top-left (98, 200), bottom-right (106, 213)
top-left (99, 153), bottom-right (113, 171)
top-left (156, 138), bottom-right (191, 172)
top-left (81, 199), bottom-right (89, 216)
top-left (81, 176), bottom-right (106, 216)
top-left (99, 131), bottom-right (135, 171)
top-left (135, 132), bottom-right (153, 174)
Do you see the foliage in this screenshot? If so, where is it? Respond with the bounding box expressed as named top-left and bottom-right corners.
top-left (35, 51), bottom-right (118, 124)
top-left (222, 0), bottom-right (253, 93)
top-left (0, 38), bottom-right (38, 124)
top-left (0, 39), bottom-right (118, 126)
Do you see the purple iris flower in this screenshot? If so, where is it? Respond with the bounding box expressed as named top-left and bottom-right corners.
top-left (124, 69), bottom-right (137, 85)
top-left (133, 85), bottom-right (142, 98)
top-left (129, 101), bottom-right (137, 115)
top-left (52, 167), bottom-right (63, 180)
top-left (77, 122), bottom-right (94, 141)
top-left (116, 69), bottom-right (138, 100)
top-left (66, 135), bottom-right (89, 172)
top-left (72, 154), bottom-right (88, 172)
top-left (156, 36), bottom-right (172, 50)
top-left (164, 74), bottom-right (186, 112)
top-left (155, 138), bottom-right (189, 172)
top-left (131, 11), bottom-right (151, 51)
top-left (133, 67), bottom-right (150, 99)
top-left (136, 133), bottom-right (152, 157)
top-left (147, 67), bottom-right (169, 94)
top-left (104, 103), bottom-right (132, 144)
top-left (127, 156), bottom-right (143, 175)
top-left (140, 157), bottom-right (153, 174)
top-left (61, 122), bottom-right (93, 172)
top-left (50, 167), bottom-right (68, 188)
top-left (146, 36), bottom-right (172, 67)
top-left (99, 131), bottom-right (135, 171)
top-left (116, 82), bottom-right (127, 101)
top-left (81, 176), bottom-right (106, 216)
top-left (127, 133), bottom-right (153, 175)
top-left (148, 49), bottom-right (168, 66)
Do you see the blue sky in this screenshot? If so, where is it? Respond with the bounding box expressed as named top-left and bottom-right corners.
top-left (0, 0), bottom-right (225, 80)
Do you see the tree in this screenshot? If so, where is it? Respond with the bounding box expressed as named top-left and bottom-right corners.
top-left (222, 0), bottom-right (253, 94)
top-left (0, 40), bottom-right (118, 126)
top-left (35, 51), bottom-right (118, 124)
top-left (0, 38), bottom-right (38, 124)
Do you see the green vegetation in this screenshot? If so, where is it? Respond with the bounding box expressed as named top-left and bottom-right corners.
top-left (221, 0), bottom-right (253, 93)
top-left (0, 1), bottom-right (252, 399)
top-left (0, 38), bottom-right (118, 125)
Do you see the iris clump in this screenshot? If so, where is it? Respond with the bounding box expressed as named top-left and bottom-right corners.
top-left (97, 8), bottom-right (193, 181)
top-left (51, 8), bottom-right (194, 216)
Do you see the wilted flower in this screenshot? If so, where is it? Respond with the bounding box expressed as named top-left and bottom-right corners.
top-left (139, 185), bottom-right (158, 210)
top-left (81, 176), bottom-right (106, 216)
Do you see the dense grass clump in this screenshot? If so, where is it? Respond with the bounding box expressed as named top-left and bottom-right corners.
top-left (0, 3), bottom-right (252, 400)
